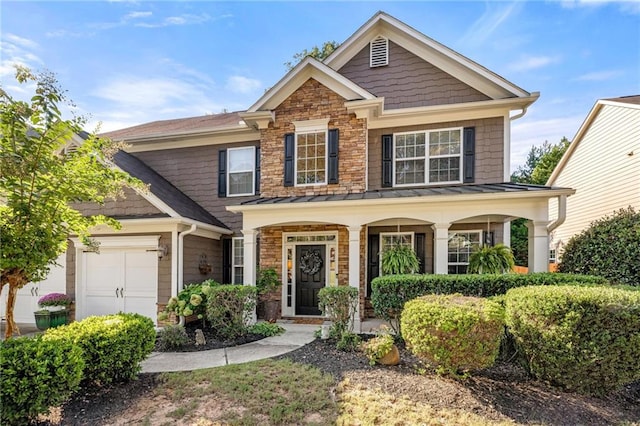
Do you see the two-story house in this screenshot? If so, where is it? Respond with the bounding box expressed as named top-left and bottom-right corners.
top-left (12, 12), bottom-right (573, 329)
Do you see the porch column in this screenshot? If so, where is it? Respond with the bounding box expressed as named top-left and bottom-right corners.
top-left (347, 226), bottom-right (362, 333)
top-left (242, 229), bottom-right (258, 323)
top-left (526, 221), bottom-right (549, 273)
top-left (431, 223), bottom-right (451, 274)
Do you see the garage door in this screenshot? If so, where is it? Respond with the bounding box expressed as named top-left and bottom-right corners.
top-left (78, 237), bottom-right (158, 322)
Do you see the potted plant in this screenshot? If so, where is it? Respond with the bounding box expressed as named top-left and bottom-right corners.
top-left (361, 325), bottom-right (400, 366)
top-left (256, 268), bottom-right (281, 322)
top-left (36, 292), bottom-right (72, 328)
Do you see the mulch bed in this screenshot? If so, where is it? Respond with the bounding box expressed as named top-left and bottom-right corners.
top-left (154, 320), bottom-right (264, 352)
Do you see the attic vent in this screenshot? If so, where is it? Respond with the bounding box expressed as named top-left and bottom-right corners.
top-left (63, 144), bottom-right (79, 155)
top-left (370, 36), bottom-right (388, 67)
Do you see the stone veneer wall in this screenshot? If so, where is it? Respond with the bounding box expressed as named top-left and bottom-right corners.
top-left (260, 78), bottom-right (367, 197)
top-left (259, 224), bottom-right (367, 320)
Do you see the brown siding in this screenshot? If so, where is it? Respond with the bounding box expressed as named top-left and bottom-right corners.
top-left (368, 117), bottom-right (504, 190)
top-left (133, 142), bottom-right (259, 234)
top-left (338, 41), bottom-right (490, 109)
top-left (182, 235), bottom-right (222, 285)
top-left (260, 78), bottom-right (367, 197)
top-left (73, 187), bottom-right (163, 218)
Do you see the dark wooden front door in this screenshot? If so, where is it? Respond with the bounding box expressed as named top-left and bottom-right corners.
top-left (295, 245), bottom-right (325, 315)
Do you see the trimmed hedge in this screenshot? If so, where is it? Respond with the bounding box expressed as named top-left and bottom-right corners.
top-left (0, 335), bottom-right (84, 424)
top-left (206, 285), bottom-right (257, 340)
top-left (371, 272), bottom-right (608, 333)
top-left (401, 294), bottom-right (504, 376)
top-left (44, 313), bottom-right (155, 385)
top-left (505, 285), bottom-right (640, 395)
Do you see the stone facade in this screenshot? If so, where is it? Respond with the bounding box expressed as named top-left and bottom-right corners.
top-left (260, 78), bottom-right (367, 197)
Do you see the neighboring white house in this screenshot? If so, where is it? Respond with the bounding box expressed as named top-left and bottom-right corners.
top-left (548, 95), bottom-right (640, 259)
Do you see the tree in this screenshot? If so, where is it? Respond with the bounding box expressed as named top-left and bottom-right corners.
top-left (0, 67), bottom-right (140, 338)
top-left (284, 41), bottom-right (340, 70)
top-left (510, 138), bottom-right (570, 265)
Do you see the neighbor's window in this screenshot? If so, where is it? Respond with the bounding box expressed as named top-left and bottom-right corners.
top-left (227, 147), bottom-right (255, 196)
top-left (448, 231), bottom-right (481, 274)
top-left (379, 232), bottom-right (414, 276)
top-left (296, 131), bottom-right (327, 185)
top-left (232, 237), bottom-right (244, 284)
top-left (394, 128), bottom-right (462, 186)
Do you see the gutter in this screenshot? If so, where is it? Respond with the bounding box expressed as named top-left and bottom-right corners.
top-left (510, 105), bottom-right (529, 121)
top-left (177, 224), bottom-right (197, 326)
top-left (547, 195), bottom-right (567, 233)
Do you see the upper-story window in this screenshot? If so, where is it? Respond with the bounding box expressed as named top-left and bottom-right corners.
top-left (394, 127), bottom-right (462, 186)
top-left (227, 146), bottom-right (256, 196)
top-left (296, 131), bottom-right (327, 185)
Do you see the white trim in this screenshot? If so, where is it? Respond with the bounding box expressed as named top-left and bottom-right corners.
top-left (124, 127), bottom-right (260, 152)
top-left (447, 229), bottom-right (482, 273)
top-left (70, 235), bottom-right (160, 249)
top-left (293, 118), bottom-right (330, 133)
top-left (294, 129), bottom-right (329, 187)
top-left (227, 146), bottom-right (256, 197)
top-left (231, 237), bottom-right (244, 285)
top-left (369, 35), bottom-right (389, 67)
top-left (503, 115), bottom-right (511, 181)
top-left (87, 217), bottom-right (231, 239)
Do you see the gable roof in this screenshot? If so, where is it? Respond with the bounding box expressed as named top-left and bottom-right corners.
top-left (246, 57), bottom-right (375, 112)
top-left (325, 11), bottom-right (531, 100)
top-left (547, 95), bottom-right (640, 185)
top-left (112, 150), bottom-right (229, 229)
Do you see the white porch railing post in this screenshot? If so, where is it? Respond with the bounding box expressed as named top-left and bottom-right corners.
top-left (431, 223), bottom-right (451, 274)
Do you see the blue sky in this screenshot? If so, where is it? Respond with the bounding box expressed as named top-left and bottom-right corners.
top-left (2, 1), bottom-right (638, 171)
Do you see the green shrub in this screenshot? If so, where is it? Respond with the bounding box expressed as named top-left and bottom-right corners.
top-left (381, 243), bottom-right (420, 275)
top-left (206, 285), bottom-right (257, 340)
top-left (336, 332), bottom-right (362, 352)
top-left (504, 285), bottom-right (640, 395)
top-left (401, 294), bottom-right (504, 376)
top-left (468, 244), bottom-right (515, 274)
top-left (163, 279), bottom-right (219, 320)
top-left (0, 335), bottom-right (84, 424)
top-left (360, 327), bottom-right (395, 365)
top-left (559, 207), bottom-right (640, 286)
top-left (318, 286), bottom-right (358, 340)
top-left (157, 324), bottom-right (190, 351)
top-left (248, 322), bottom-right (285, 337)
top-left (44, 313), bottom-right (155, 385)
top-left (371, 272), bottom-right (608, 333)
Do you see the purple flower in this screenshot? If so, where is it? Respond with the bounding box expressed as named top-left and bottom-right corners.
top-left (38, 292), bottom-right (72, 307)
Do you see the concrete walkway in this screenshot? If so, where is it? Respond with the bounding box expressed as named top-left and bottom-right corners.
top-left (141, 323), bottom-right (317, 373)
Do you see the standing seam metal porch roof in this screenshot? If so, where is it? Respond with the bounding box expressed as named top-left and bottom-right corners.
top-left (239, 183), bottom-right (571, 206)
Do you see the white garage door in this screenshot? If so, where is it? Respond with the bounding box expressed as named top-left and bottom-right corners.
top-left (78, 236), bottom-right (158, 322)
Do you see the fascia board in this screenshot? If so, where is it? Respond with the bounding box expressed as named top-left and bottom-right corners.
top-left (119, 125), bottom-right (257, 145)
top-left (125, 128), bottom-right (260, 152)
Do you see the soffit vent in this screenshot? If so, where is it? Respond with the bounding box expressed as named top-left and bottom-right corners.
top-left (370, 36), bottom-right (389, 68)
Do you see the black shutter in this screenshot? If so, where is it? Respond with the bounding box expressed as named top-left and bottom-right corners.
top-left (284, 133), bottom-right (295, 187)
top-left (415, 233), bottom-right (426, 274)
top-left (328, 129), bottom-right (339, 184)
top-left (218, 149), bottom-right (227, 197)
top-left (382, 134), bottom-right (393, 187)
top-left (255, 146), bottom-right (261, 195)
top-left (222, 238), bottom-right (232, 284)
top-left (367, 235), bottom-right (380, 296)
top-left (463, 127), bottom-right (475, 183)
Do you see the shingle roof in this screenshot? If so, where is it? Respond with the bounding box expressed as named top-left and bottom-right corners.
top-left (604, 95), bottom-right (640, 105)
top-left (240, 183), bottom-right (568, 205)
top-left (113, 151), bottom-right (228, 229)
top-left (102, 111), bottom-right (245, 141)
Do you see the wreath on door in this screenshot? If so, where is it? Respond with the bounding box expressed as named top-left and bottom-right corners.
top-left (299, 250), bottom-right (323, 275)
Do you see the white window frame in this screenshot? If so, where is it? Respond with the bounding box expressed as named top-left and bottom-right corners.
top-left (293, 119), bottom-right (329, 187)
top-left (447, 230), bottom-right (482, 274)
top-left (379, 232), bottom-right (414, 276)
top-left (393, 127), bottom-right (463, 187)
top-left (227, 146), bottom-right (255, 197)
top-left (232, 237), bottom-right (244, 284)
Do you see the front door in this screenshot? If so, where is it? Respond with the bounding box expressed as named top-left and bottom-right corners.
top-left (295, 245), bottom-right (325, 315)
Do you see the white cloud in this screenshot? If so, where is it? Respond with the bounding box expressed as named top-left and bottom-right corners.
top-left (4, 34), bottom-right (39, 49)
top-left (226, 76), bottom-right (261, 94)
top-left (459, 2), bottom-right (523, 47)
top-left (134, 13), bottom-right (212, 28)
top-left (574, 69), bottom-right (624, 81)
top-left (90, 12), bottom-right (219, 30)
top-left (45, 29), bottom-right (87, 38)
top-left (124, 11), bottom-right (152, 20)
top-left (560, 0), bottom-right (640, 14)
top-left (508, 55), bottom-right (561, 72)
top-left (0, 34), bottom-right (42, 79)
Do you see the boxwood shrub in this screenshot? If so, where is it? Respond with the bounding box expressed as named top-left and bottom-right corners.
top-left (371, 272), bottom-right (607, 333)
top-left (44, 312), bottom-right (155, 385)
top-left (505, 285), bottom-right (640, 395)
top-left (0, 335), bottom-right (84, 424)
top-left (401, 294), bottom-right (504, 376)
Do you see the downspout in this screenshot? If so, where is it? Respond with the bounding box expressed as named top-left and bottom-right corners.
top-left (510, 106), bottom-right (529, 122)
top-left (547, 195), bottom-right (567, 233)
top-left (177, 224), bottom-right (197, 326)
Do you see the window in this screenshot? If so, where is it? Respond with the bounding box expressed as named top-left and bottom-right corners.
top-left (379, 232), bottom-right (414, 275)
top-left (232, 237), bottom-right (244, 284)
top-left (394, 128), bottom-right (462, 186)
top-left (448, 231), bottom-right (481, 274)
top-left (549, 249), bottom-right (557, 263)
top-left (227, 147), bottom-right (255, 196)
top-left (296, 131), bottom-right (327, 185)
